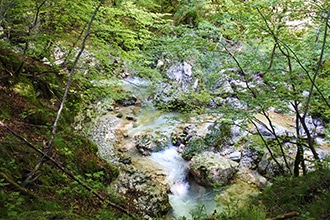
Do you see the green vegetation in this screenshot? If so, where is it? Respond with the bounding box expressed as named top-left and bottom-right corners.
top-left (182, 136), bottom-right (207, 160)
top-left (205, 120), bottom-right (232, 150)
top-left (211, 168), bottom-right (330, 220)
top-left (1, 0), bottom-right (330, 219)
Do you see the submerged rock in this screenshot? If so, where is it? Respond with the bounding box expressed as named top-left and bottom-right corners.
top-left (189, 151), bottom-right (239, 187)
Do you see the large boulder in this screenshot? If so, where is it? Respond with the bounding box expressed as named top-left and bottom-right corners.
top-left (111, 165), bottom-right (171, 219)
top-left (87, 114), bottom-right (123, 164)
top-left (215, 167), bottom-right (268, 212)
top-left (215, 169), bottom-right (262, 210)
top-left (189, 151), bottom-right (239, 187)
top-left (153, 62), bottom-right (203, 111)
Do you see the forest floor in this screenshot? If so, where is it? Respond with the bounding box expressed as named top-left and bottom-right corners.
top-left (0, 50), bottom-right (130, 219)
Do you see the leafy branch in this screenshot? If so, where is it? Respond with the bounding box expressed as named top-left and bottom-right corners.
top-left (220, 41), bottom-right (292, 175)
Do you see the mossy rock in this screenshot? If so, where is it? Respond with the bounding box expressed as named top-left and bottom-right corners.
top-left (182, 136), bottom-right (207, 160)
top-left (215, 179), bottom-right (259, 209)
top-left (0, 47), bottom-right (25, 77)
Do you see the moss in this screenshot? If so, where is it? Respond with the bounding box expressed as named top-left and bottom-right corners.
top-left (216, 180), bottom-right (259, 209)
top-left (12, 80), bottom-right (36, 101)
top-left (0, 47), bottom-right (25, 77)
top-left (17, 211), bottom-right (90, 220)
top-left (0, 99), bottom-right (11, 120)
top-left (0, 46), bottom-right (127, 219)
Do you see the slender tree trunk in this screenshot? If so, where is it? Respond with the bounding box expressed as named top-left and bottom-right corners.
top-left (251, 119), bottom-right (284, 173)
top-left (22, 0), bottom-right (103, 187)
top-left (23, 0), bottom-right (47, 55)
top-left (293, 101), bottom-right (304, 176)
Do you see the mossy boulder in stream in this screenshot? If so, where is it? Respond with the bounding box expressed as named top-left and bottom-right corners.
top-left (135, 133), bottom-right (157, 156)
top-left (189, 151), bottom-right (239, 187)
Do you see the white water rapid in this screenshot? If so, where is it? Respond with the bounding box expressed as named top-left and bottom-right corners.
top-left (118, 77), bottom-right (217, 218)
top-left (151, 146), bottom-right (216, 219)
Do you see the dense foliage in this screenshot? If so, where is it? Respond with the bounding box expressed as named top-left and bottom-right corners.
top-left (1, 0), bottom-right (330, 219)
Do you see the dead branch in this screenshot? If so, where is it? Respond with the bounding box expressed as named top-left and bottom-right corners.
top-left (0, 172), bottom-right (36, 198)
top-left (266, 211), bottom-right (299, 220)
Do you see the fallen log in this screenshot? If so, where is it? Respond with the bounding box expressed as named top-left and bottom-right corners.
top-left (266, 211), bottom-right (299, 220)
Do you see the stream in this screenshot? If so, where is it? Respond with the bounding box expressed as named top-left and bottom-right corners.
top-left (150, 146), bottom-right (216, 219)
top-left (118, 78), bottom-right (217, 218)
top-left (84, 77), bottom-right (330, 219)
top-left (127, 108), bottom-right (216, 218)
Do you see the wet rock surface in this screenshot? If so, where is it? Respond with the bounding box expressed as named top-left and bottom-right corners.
top-left (189, 151), bottom-right (239, 187)
top-left (135, 133), bottom-right (157, 156)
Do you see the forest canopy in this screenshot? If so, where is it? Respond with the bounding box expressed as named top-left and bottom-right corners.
top-left (1, 0), bottom-right (330, 219)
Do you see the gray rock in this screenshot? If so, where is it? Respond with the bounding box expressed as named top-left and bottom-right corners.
top-left (126, 114), bottom-right (137, 121)
top-left (171, 125), bottom-right (197, 146)
top-left (116, 95), bottom-right (138, 106)
top-left (229, 151), bottom-right (242, 162)
top-left (236, 167), bottom-right (269, 189)
top-left (257, 153), bottom-right (293, 179)
top-left (189, 151), bottom-right (239, 187)
top-left (166, 62), bottom-right (194, 92)
top-left (239, 147), bottom-right (262, 169)
top-left (111, 165), bottom-right (170, 219)
top-left (135, 134), bottom-right (157, 156)
top-left (88, 114), bottom-right (122, 164)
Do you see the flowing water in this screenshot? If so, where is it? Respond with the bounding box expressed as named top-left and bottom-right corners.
top-left (88, 77), bottom-right (330, 219)
top-left (150, 146), bottom-right (216, 219)
top-left (118, 77), bottom-right (217, 219)
top-left (86, 75), bottom-right (330, 219)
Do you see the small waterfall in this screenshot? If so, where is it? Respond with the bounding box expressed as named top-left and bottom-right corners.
top-left (151, 146), bottom-right (216, 219)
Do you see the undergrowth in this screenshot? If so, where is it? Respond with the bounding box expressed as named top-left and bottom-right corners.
top-left (206, 168), bottom-right (330, 220)
top-left (0, 48), bottom-right (129, 219)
